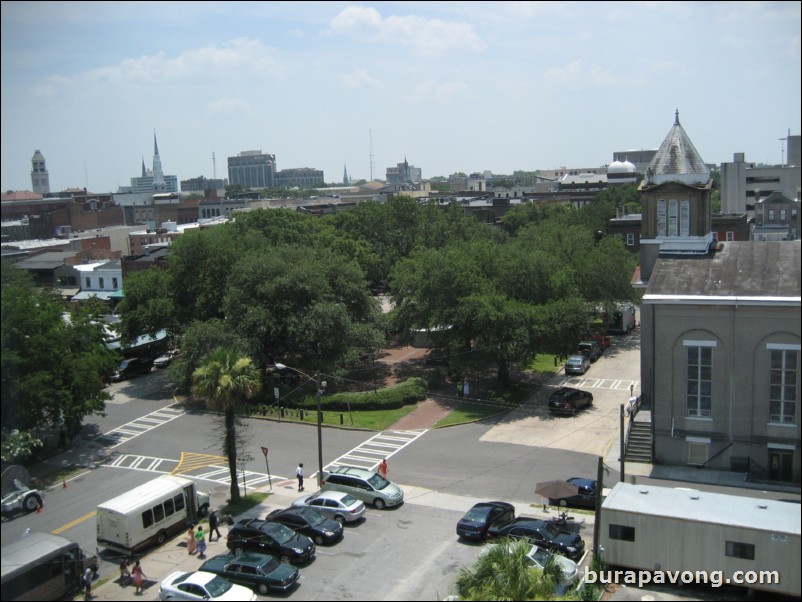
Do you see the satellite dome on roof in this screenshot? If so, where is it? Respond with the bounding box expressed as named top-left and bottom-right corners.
top-left (621, 159), bottom-right (636, 172)
top-left (608, 160), bottom-right (627, 174)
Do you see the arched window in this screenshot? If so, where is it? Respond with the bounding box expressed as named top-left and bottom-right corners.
top-left (657, 200), bottom-right (666, 236)
top-left (680, 200), bottom-right (690, 236)
top-left (668, 200), bottom-right (678, 236)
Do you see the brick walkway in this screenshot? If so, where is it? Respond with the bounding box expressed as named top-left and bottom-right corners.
top-left (387, 397), bottom-right (456, 430)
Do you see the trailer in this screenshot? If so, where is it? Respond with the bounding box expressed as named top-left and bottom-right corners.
top-left (607, 304), bottom-right (636, 334)
top-left (599, 483), bottom-right (800, 598)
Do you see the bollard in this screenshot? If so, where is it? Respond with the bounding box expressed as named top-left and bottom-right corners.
top-left (300, 409), bottom-right (304, 421)
top-left (63, 479), bottom-right (67, 489)
top-left (340, 413), bottom-right (344, 425)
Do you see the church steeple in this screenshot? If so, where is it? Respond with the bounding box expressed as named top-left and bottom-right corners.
top-left (343, 164), bottom-right (349, 186)
top-left (31, 150), bottom-right (50, 195)
top-left (646, 109), bottom-right (709, 186)
top-left (152, 131), bottom-right (165, 188)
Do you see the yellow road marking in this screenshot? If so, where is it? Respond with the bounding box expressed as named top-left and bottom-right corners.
top-left (52, 510), bottom-right (97, 535)
top-left (171, 451), bottom-right (226, 475)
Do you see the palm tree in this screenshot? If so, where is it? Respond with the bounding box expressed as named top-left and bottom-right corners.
top-left (192, 348), bottom-right (262, 503)
top-left (452, 538), bottom-right (557, 601)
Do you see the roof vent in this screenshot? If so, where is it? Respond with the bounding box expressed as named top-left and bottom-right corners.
top-left (690, 494), bottom-right (700, 500)
top-left (639, 489), bottom-right (649, 495)
top-left (757, 503), bottom-right (768, 510)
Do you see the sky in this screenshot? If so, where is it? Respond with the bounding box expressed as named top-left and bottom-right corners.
top-left (1, 1), bottom-right (800, 194)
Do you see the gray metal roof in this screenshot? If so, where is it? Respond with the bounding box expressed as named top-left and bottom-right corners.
top-left (603, 483), bottom-right (801, 535)
top-left (645, 240), bottom-right (801, 299)
top-left (13, 251), bottom-right (75, 270)
top-left (647, 110), bottom-right (709, 185)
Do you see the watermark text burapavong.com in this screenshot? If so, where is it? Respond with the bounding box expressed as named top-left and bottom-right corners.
top-left (584, 567), bottom-right (781, 588)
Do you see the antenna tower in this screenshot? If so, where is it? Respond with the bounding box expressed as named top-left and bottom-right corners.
top-left (369, 129), bottom-right (374, 182)
top-left (212, 151), bottom-right (217, 179)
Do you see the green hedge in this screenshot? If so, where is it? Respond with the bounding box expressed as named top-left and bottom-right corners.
top-left (295, 377), bottom-right (428, 411)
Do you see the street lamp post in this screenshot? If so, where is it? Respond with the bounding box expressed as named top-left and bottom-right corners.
top-left (273, 363), bottom-right (326, 487)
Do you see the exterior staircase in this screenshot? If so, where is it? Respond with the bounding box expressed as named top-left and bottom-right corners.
top-left (624, 420), bottom-right (653, 463)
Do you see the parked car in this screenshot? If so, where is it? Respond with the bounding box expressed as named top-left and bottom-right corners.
top-left (266, 506), bottom-right (344, 545)
top-left (198, 553), bottom-right (299, 595)
top-left (110, 357), bottom-right (153, 382)
top-left (456, 501), bottom-right (516, 541)
top-left (292, 490), bottom-right (366, 524)
top-left (548, 387), bottom-right (593, 416)
top-left (479, 542), bottom-right (578, 593)
top-left (563, 355), bottom-right (590, 375)
top-left (548, 477), bottom-right (598, 509)
top-left (487, 518), bottom-right (586, 560)
top-left (576, 340), bottom-right (602, 362)
top-left (158, 570), bottom-right (256, 601)
top-left (226, 518), bottom-right (315, 564)
top-left (154, 349), bottom-right (180, 368)
top-left (591, 333), bottom-right (611, 350)
top-left (321, 465), bottom-right (404, 509)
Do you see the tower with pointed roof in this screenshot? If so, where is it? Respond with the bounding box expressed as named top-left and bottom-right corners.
top-left (637, 110), bottom-right (714, 284)
top-left (152, 133), bottom-right (165, 189)
top-left (343, 164), bottom-right (349, 186)
top-left (31, 150), bottom-right (50, 195)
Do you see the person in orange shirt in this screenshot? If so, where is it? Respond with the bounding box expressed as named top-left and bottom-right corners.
top-left (378, 458), bottom-right (388, 479)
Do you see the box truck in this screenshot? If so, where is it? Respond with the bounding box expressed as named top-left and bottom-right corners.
top-left (607, 304), bottom-right (636, 334)
top-left (599, 483), bottom-right (800, 598)
top-left (97, 475), bottom-right (210, 554)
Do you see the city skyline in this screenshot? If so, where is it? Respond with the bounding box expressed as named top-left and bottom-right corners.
top-left (1, 1), bottom-right (800, 194)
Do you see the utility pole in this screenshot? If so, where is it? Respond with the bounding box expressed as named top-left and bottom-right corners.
top-left (779, 129), bottom-right (789, 167)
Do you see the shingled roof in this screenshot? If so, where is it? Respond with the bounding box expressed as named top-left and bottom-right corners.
top-left (647, 110), bottom-right (710, 186)
top-left (645, 241), bottom-right (801, 300)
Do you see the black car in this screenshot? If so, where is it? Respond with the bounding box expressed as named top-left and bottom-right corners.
top-left (226, 518), bottom-right (315, 565)
top-left (266, 507), bottom-right (344, 545)
top-left (110, 357), bottom-right (153, 382)
top-left (548, 387), bottom-right (593, 415)
top-left (199, 552), bottom-right (300, 595)
top-left (487, 517), bottom-right (585, 560)
top-left (456, 501), bottom-right (516, 541)
top-left (549, 477), bottom-right (598, 509)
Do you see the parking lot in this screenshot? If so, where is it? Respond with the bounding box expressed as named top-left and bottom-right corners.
top-left (481, 332), bottom-right (642, 456)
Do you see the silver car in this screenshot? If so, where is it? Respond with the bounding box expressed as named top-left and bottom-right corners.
top-left (292, 490), bottom-right (365, 524)
top-left (321, 465), bottom-right (404, 509)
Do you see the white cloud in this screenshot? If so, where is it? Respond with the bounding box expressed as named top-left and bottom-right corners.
top-left (207, 98), bottom-right (250, 113)
top-left (543, 60), bottom-right (630, 89)
top-left (338, 68), bottom-right (382, 90)
top-left (32, 38), bottom-right (282, 95)
top-left (329, 6), bottom-right (485, 54)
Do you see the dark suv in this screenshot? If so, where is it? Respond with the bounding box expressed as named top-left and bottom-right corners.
top-left (548, 387), bottom-right (593, 415)
top-left (110, 357), bottom-right (153, 382)
top-left (226, 518), bottom-right (315, 565)
top-left (549, 477), bottom-right (598, 509)
top-left (576, 340), bottom-right (602, 362)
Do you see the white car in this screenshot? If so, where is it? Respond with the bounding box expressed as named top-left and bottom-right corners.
top-left (292, 490), bottom-right (366, 524)
top-left (480, 543), bottom-right (578, 592)
top-left (159, 570), bottom-right (256, 601)
top-left (154, 349), bottom-right (180, 368)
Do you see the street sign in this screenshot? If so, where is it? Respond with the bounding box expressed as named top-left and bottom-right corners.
top-left (274, 387), bottom-right (279, 401)
top-left (261, 446), bottom-right (268, 457)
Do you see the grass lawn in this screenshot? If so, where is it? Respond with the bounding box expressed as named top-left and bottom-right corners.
top-left (435, 381), bottom-right (535, 427)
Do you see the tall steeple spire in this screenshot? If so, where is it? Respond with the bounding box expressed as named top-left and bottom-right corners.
top-left (142, 157), bottom-right (147, 177)
top-left (343, 164), bottom-right (349, 185)
top-left (152, 131), bottom-right (165, 188)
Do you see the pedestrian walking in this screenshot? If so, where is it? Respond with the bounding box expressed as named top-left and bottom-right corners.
top-left (378, 458), bottom-right (389, 479)
top-left (195, 524), bottom-right (207, 558)
top-left (132, 560), bottom-right (146, 595)
top-left (187, 527), bottom-right (197, 555)
top-left (119, 557), bottom-right (131, 585)
top-left (83, 566), bottom-right (94, 598)
top-left (208, 509), bottom-right (222, 541)
top-left (463, 380), bottom-right (470, 398)
top-left (296, 462), bottom-right (305, 491)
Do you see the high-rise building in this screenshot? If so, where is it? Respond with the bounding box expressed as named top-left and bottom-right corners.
top-left (227, 150), bottom-right (276, 189)
top-left (31, 150), bottom-right (50, 195)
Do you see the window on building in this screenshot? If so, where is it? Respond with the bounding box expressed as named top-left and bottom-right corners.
top-left (769, 348), bottom-right (798, 424)
top-left (725, 541), bottom-right (755, 560)
top-left (609, 524), bottom-right (635, 541)
top-left (99, 277), bottom-right (104, 289)
top-left (688, 441), bottom-right (709, 465)
top-left (680, 200), bottom-right (690, 236)
top-left (626, 233), bottom-right (635, 246)
top-left (726, 231), bottom-right (735, 241)
top-left (686, 345), bottom-right (713, 417)
top-left (85, 277), bottom-right (91, 288)
top-left (780, 209), bottom-right (787, 221)
top-left (768, 209), bottom-right (775, 221)
top-left (112, 277), bottom-right (118, 289)
top-left (657, 200), bottom-right (666, 236)
top-left (668, 199), bottom-right (678, 236)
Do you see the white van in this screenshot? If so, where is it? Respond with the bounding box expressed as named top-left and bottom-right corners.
top-left (96, 475), bottom-right (210, 554)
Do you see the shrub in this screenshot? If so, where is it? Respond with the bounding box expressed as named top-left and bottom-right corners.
top-left (296, 377), bottom-right (428, 412)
